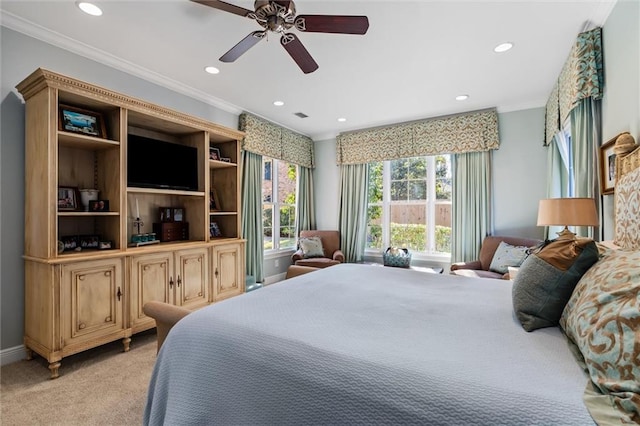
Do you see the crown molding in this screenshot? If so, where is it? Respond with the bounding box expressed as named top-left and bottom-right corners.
top-left (1, 11), bottom-right (243, 116)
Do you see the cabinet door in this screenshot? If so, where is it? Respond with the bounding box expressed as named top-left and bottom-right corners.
top-left (130, 252), bottom-right (174, 331)
top-left (60, 258), bottom-right (124, 347)
top-left (175, 248), bottom-right (209, 309)
top-left (212, 242), bottom-right (245, 302)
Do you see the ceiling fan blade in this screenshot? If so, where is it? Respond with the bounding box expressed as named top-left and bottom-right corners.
top-left (220, 31), bottom-right (266, 62)
top-left (294, 15), bottom-right (369, 35)
top-left (190, 0), bottom-right (253, 18)
top-left (280, 33), bottom-right (319, 74)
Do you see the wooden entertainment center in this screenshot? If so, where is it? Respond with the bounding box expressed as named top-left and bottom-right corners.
top-left (17, 68), bottom-right (246, 378)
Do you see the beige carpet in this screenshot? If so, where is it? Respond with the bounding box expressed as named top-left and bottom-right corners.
top-left (1, 330), bottom-right (157, 425)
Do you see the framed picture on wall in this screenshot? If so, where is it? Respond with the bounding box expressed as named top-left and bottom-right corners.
top-left (600, 136), bottom-right (617, 195)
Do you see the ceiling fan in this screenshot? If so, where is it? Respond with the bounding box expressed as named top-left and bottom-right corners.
top-left (192, 0), bottom-right (369, 74)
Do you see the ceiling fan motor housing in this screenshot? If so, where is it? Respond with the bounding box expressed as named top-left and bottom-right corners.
top-left (253, 1), bottom-right (296, 32)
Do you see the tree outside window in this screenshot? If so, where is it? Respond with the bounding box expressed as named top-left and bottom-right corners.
top-left (366, 155), bottom-right (451, 254)
top-left (263, 158), bottom-right (297, 250)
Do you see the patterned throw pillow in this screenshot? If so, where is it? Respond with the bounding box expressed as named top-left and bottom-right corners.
top-left (512, 238), bottom-right (599, 331)
top-left (614, 167), bottom-right (640, 250)
top-left (560, 249), bottom-right (640, 424)
top-left (489, 241), bottom-right (530, 274)
top-left (299, 237), bottom-right (324, 258)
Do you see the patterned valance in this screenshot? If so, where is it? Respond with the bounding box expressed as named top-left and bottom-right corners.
top-left (239, 112), bottom-right (315, 168)
top-left (544, 82), bottom-right (560, 147)
top-left (336, 109), bottom-right (499, 165)
top-left (544, 27), bottom-right (603, 145)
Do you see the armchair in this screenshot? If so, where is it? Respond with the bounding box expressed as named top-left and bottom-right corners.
top-left (143, 301), bottom-right (192, 353)
top-left (292, 230), bottom-right (345, 268)
top-left (450, 235), bottom-right (542, 279)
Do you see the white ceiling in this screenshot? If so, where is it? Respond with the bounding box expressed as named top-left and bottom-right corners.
top-left (1, 0), bottom-right (616, 140)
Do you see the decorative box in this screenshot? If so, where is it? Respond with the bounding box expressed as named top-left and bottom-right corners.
top-left (153, 222), bottom-right (189, 242)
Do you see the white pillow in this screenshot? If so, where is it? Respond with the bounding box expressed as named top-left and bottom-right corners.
top-left (489, 241), bottom-right (530, 274)
top-left (299, 236), bottom-right (324, 258)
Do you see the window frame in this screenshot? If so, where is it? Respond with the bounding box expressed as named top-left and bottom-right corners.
top-left (366, 155), bottom-right (452, 262)
top-left (263, 157), bottom-right (298, 254)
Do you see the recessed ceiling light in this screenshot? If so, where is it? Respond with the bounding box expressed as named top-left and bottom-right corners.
top-left (204, 66), bottom-right (220, 74)
top-left (494, 42), bottom-right (513, 53)
top-left (273, 101), bottom-right (284, 107)
top-left (337, 117), bottom-right (347, 122)
top-left (455, 95), bottom-right (469, 101)
top-left (77, 2), bottom-right (102, 16)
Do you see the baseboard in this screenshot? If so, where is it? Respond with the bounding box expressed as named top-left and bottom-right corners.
top-left (263, 272), bottom-right (287, 286)
top-left (1, 345), bottom-right (26, 366)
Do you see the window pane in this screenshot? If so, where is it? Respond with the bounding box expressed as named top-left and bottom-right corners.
top-left (263, 205), bottom-right (273, 249)
top-left (390, 204), bottom-right (426, 252)
top-left (407, 157), bottom-right (427, 179)
top-left (278, 162), bottom-right (297, 204)
top-left (435, 155), bottom-right (452, 200)
top-left (263, 159), bottom-right (273, 203)
top-left (390, 181), bottom-right (407, 200)
top-left (366, 204), bottom-right (383, 250)
top-left (368, 162), bottom-right (383, 203)
top-left (409, 181), bottom-right (426, 200)
top-left (435, 201), bottom-right (451, 253)
top-left (390, 159), bottom-right (408, 180)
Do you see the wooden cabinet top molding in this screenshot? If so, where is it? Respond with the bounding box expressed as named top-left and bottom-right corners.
top-left (16, 68), bottom-right (244, 141)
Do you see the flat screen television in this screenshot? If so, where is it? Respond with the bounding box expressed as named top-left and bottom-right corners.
top-left (127, 134), bottom-right (199, 191)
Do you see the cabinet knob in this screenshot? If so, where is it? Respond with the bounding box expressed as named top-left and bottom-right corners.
top-left (215, 268), bottom-right (219, 277)
top-left (169, 277), bottom-right (174, 289)
top-left (79, 323), bottom-right (86, 330)
top-left (104, 271), bottom-right (111, 277)
top-left (117, 287), bottom-right (122, 301)
top-left (105, 316), bottom-right (111, 322)
top-left (177, 275), bottom-right (182, 287)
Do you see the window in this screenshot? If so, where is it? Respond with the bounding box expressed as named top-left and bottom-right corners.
top-left (366, 155), bottom-right (452, 255)
top-left (263, 158), bottom-right (297, 251)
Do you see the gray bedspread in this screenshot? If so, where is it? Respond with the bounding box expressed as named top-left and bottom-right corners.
top-left (144, 263), bottom-right (595, 425)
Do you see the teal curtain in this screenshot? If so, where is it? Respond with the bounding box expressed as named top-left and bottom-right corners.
top-left (338, 164), bottom-right (369, 263)
top-left (241, 150), bottom-right (264, 283)
top-left (544, 132), bottom-right (573, 239)
top-left (451, 151), bottom-right (492, 263)
top-left (570, 98), bottom-right (601, 238)
top-left (296, 166), bottom-right (316, 234)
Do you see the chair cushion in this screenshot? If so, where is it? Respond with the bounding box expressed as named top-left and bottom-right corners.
top-left (299, 236), bottom-right (325, 258)
top-left (512, 238), bottom-right (599, 332)
top-left (295, 258), bottom-right (340, 268)
top-left (489, 241), bottom-right (530, 274)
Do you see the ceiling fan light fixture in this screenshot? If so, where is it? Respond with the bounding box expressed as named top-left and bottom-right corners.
top-left (204, 66), bottom-right (220, 74)
top-left (494, 42), bottom-right (513, 53)
top-left (273, 101), bottom-right (285, 106)
top-left (455, 95), bottom-right (469, 101)
top-left (76, 1), bottom-right (102, 16)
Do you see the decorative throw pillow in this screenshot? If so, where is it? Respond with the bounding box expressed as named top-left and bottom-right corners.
top-left (560, 249), bottom-right (640, 424)
top-left (512, 238), bottom-right (599, 332)
top-left (489, 241), bottom-right (530, 274)
top-left (614, 166), bottom-right (640, 250)
top-left (299, 236), bottom-right (324, 258)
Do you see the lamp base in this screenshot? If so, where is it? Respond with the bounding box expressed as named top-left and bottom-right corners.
top-left (555, 226), bottom-right (577, 240)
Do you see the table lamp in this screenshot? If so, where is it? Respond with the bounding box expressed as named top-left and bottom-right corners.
top-left (537, 198), bottom-right (599, 240)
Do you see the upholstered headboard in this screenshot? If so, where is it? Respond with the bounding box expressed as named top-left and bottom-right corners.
top-left (614, 135), bottom-right (640, 250)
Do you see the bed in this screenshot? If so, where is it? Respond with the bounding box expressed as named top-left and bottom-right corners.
top-left (144, 140), bottom-right (640, 425)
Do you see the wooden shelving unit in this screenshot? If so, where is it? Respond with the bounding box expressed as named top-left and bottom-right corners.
top-left (17, 68), bottom-right (246, 378)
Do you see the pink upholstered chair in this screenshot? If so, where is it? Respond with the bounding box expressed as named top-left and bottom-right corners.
top-left (291, 230), bottom-right (345, 268)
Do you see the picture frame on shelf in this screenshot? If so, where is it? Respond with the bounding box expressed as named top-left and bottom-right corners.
top-left (60, 235), bottom-right (79, 251)
top-left (210, 221), bottom-right (222, 238)
top-left (58, 104), bottom-right (107, 138)
top-left (58, 186), bottom-right (79, 211)
top-left (220, 157), bottom-right (231, 163)
top-left (600, 136), bottom-right (617, 195)
top-left (160, 207), bottom-right (173, 222)
top-left (209, 146), bottom-right (221, 161)
top-left (173, 208), bottom-right (184, 222)
top-left (79, 235), bottom-right (100, 249)
top-left (89, 200), bottom-right (110, 212)
top-left (210, 188), bottom-right (221, 212)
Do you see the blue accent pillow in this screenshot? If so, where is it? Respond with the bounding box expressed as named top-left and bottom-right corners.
top-left (489, 241), bottom-right (530, 274)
